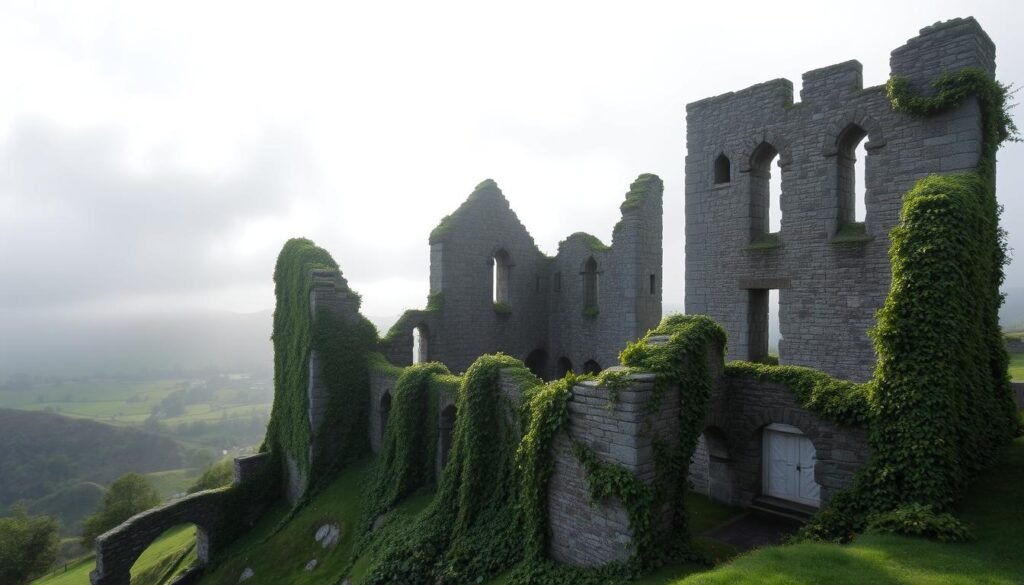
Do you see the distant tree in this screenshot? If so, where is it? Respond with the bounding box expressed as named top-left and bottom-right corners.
top-left (187, 458), bottom-right (234, 494)
top-left (0, 507), bottom-right (60, 585)
top-left (80, 474), bottom-right (160, 548)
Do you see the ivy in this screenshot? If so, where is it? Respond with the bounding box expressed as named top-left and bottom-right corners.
top-left (561, 232), bottom-right (610, 252)
top-left (362, 362), bottom-right (453, 522)
top-left (615, 314), bottom-right (727, 561)
top-left (357, 354), bottom-right (541, 585)
top-left (800, 69), bottom-right (1018, 540)
top-left (724, 362), bottom-right (869, 426)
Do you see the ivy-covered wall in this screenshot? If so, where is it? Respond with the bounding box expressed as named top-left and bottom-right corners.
top-left (264, 238), bottom-right (377, 503)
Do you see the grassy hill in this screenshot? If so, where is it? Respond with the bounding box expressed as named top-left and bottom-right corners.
top-left (24, 482), bottom-right (106, 536)
top-left (0, 408), bottom-right (183, 512)
top-left (189, 435), bottom-right (1024, 584)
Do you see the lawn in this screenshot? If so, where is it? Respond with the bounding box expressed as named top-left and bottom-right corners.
top-left (145, 469), bottom-right (200, 499)
top-left (34, 524), bottom-right (196, 585)
top-left (666, 434), bottom-right (1024, 585)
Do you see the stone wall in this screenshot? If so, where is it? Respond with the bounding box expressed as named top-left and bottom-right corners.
top-left (548, 372), bottom-right (671, 566)
top-left (685, 18), bottom-right (994, 381)
top-left (549, 337), bottom-right (868, 567)
top-left (694, 374), bottom-right (869, 508)
top-left (380, 176), bottom-right (662, 379)
top-left (90, 453), bottom-right (275, 585)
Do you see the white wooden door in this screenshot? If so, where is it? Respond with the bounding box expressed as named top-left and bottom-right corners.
top-left (764, 424), bottom-right (820, 507)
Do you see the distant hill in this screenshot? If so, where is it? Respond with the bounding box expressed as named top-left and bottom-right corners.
top-left (0, 408), bottom-right (183, 512)
top-left (24, 481), bottom-right (105, 536)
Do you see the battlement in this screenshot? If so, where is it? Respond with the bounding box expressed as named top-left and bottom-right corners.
top-left (685, 17), bottom-right (993, 381)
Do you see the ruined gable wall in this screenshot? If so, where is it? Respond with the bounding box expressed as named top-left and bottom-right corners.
top-left (428, 181), bottom-right (551, 374)
top-left (547, 175), bottom-right (664, 376)
top-left (685, 18), bottom-right (993, 381)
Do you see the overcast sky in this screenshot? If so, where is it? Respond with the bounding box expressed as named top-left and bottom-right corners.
top-left (1, 0), bottom-right (1022, 325)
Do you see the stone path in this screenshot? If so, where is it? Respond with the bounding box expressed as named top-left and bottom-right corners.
top-left (701, 513), bottom-right (802, 551)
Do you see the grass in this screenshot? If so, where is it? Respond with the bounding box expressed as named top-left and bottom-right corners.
top-left (196, 459), bottom-right (375, 585)
top-left (113, 431), bottom-right (1024, 585)
top-left (664, 433), bottom-right (1024, 584)
top-left (1008, 353), bottom-right (1024, 381)
top-left (145, 468), bottom-right (199, 499)
top-left (33, 524), bottom-right (196, 585)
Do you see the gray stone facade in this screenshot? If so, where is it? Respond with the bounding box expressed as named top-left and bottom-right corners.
top-left (685, 18), bottom-right (994, 381)
top-left (380, 175), bottom-right (662, 379)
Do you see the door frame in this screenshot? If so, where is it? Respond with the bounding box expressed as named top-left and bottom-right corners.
top-left (762, 423), bottom-right (820, 507)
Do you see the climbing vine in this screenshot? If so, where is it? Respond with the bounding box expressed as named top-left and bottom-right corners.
top-left (724, 362), bottom-right (869, 426)
top-left (357, 354), bottom-right (540, 585)
top-left (362, 362), bottom-right (453, 522)
top-left (799, 68), bottom-right (1019, 541)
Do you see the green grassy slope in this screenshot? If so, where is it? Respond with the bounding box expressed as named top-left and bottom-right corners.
top-left (25, 482), bottom-right (105, 536)
top-left (668, 434), bottom-right (1024, 585)
top-left (33, 524), bottom-right (195, 585)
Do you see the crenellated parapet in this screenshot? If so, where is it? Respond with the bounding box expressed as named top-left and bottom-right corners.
top-left (685, 17), bottom-right (995, 381)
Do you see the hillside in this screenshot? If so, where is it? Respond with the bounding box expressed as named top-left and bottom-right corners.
top-left (169, 433), bottom-right (1024, 584)
top-left (0, 408), bottom-right (183, 512)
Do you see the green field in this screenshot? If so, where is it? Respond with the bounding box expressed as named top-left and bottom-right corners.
top-left (145, 469), bottom-right (200, 499)
top-left (34, 524), bottom-right (195, 585)
top-left (0, 377), bottom-right (271, 428)
top-left (1009, 353), bottom-right (1024, 381)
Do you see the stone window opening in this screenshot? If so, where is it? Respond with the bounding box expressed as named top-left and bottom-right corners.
top-left (748, 288), bottom-right (782, 364)
top-left (582, 257), bottom-right (599, 313)
top-left (535, 275), bottom-right (542, 293)
top-left (649, 273), bottom-right (656, 295)
top-left (525, 349), bottom-right (549, 381)
top-left (412, 324), bottom-right (429, 364)
top-left (556, 357), bottom-right (573, 379)
top-left (749, 142), bottom-right (783, 239)
top-left (714, 153), bottom-right (731, 184)
top-left (583, 359), bottom-right (602, 375)
top-left (492, 249), bottom-right (512, 305)
top-left (553, 271), bottom-right (562, 293)
top-left (836, 124), bottom-right (869, 229)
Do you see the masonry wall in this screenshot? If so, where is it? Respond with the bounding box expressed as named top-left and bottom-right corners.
top-left (382, 176), bottom-right (662, 379)
top-left (547, 372), bottom-right (672, 566)
top-left (691, 374), bottom-right (869, 509)
top-left (548, 176), bottom-right (664, 377)
top-left (685, 18), bottom-right (994, 381)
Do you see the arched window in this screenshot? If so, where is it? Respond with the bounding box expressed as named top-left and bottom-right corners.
top-left (714, 153), bottom-right (731, 184)
top-left (836, 124), bottom-right (868, 228)
top-left (438, 405), bottom-right (457, 472)
top-left (583, 359), bottom-right (601, 375)
top-left (492, 249), bottom-right (512, 305)
top-left (412, 324), bottom-right (428, 364)
top-left (582, 257), bottom-right (598, 313)
top-left (749, 142), bottom-right (782, 238)
top-left (556, 357), bottom-right (573, 379)
top-left (525, 349), bottom-right (548, 381)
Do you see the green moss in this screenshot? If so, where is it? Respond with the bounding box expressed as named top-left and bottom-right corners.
top-left (582, 306), bottom-right (599, 320)
top-left (562, 232), bottom-right (610, 252)
top-left (429, 179), bottom-right (503, 244)
top-left (832, 222), bottom-right (873, 245)
top-left (620, 173), bottom-right (661, 212)
top-left (494, 302), bottom-right (512, 315)
top-left (745, 232), bottom-right (782, 251)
